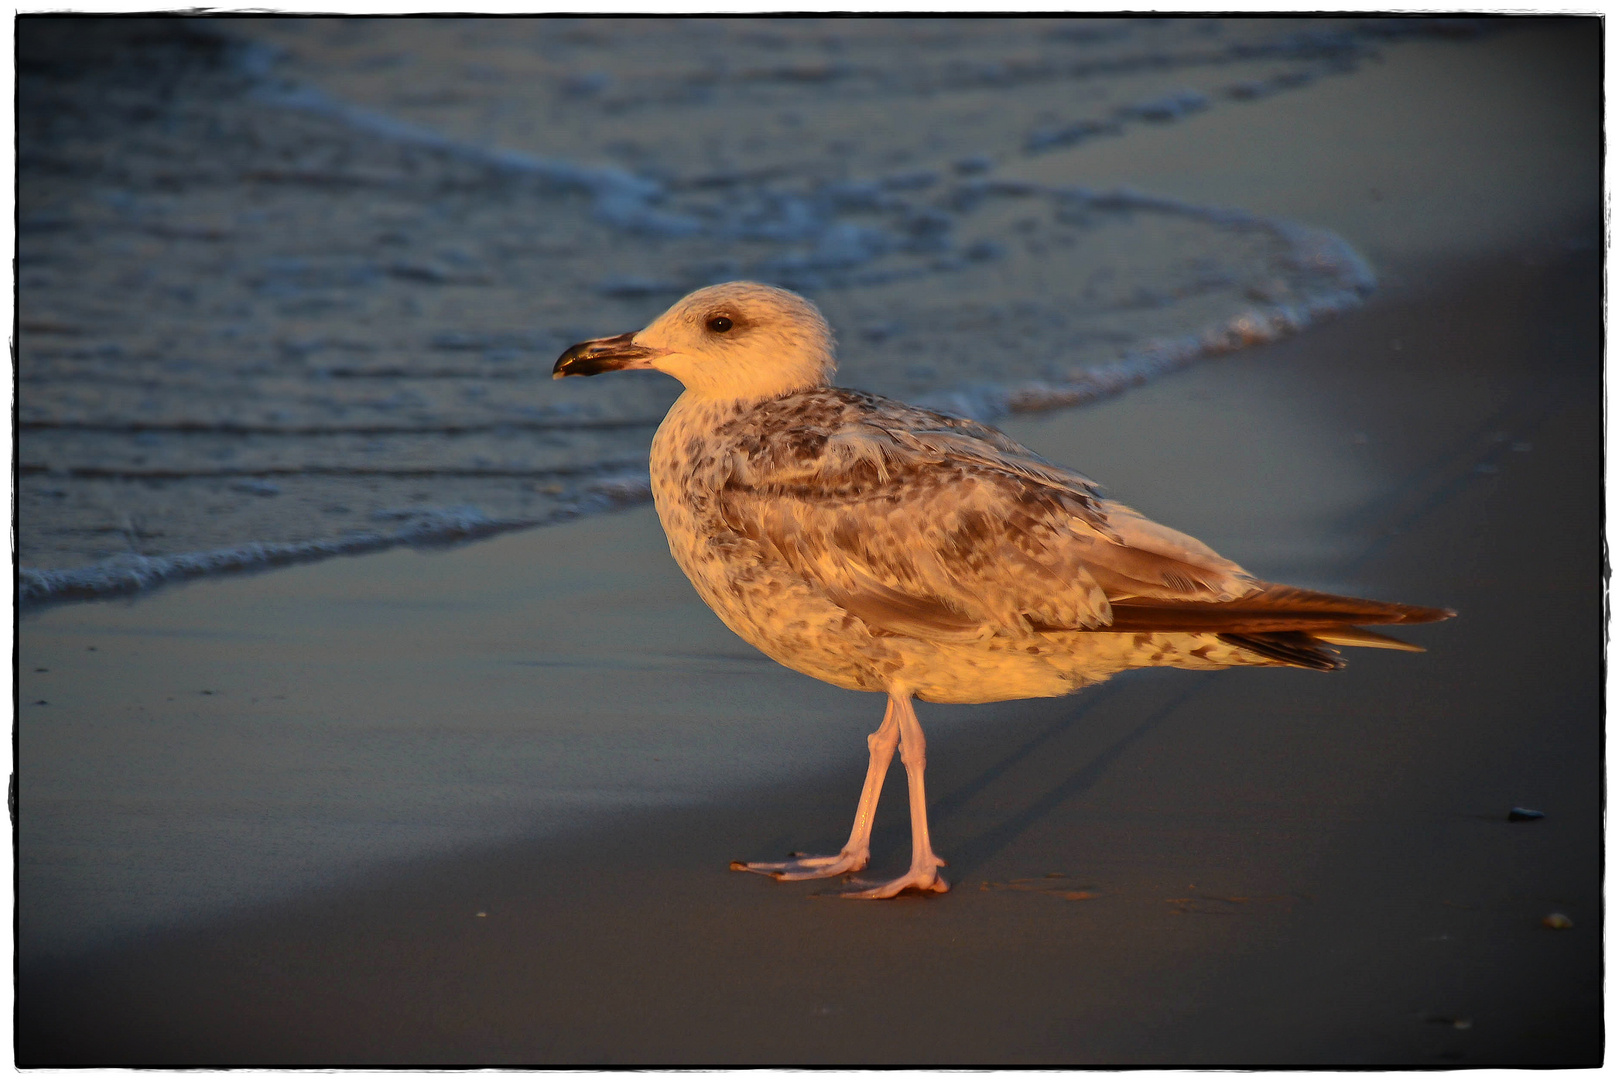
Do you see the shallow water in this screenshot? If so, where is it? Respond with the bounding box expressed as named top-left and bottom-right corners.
top-left (18, 17), bottom-right (1488, 602)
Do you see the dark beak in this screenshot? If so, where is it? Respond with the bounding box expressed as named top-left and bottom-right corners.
top-left (553, 332), bottom-right (662, 378)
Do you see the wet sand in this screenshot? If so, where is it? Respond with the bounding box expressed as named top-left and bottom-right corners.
top-left (16, 18), bottom-right (1602, 1067)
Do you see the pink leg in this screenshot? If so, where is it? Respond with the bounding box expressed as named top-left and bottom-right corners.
top-left (731, 695), bottom-right (902, 881)
top-left (842, 693), bottom-right (949, 898)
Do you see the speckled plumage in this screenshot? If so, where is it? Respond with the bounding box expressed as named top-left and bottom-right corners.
top-left (555, 281), bottom-right (1452, 897)
top-left (650, 385), bottom-right (1273, 705)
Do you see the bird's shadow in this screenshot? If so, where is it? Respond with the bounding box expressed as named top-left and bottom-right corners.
top-left (933, 674), bottom-right (1215, 880)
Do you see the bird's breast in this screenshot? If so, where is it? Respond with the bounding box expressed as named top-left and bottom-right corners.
top-left (649, 395), bottom-right (748, 574)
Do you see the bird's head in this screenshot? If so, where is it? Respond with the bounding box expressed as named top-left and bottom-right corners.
top-left (553, 281), bottom-right (836, 402)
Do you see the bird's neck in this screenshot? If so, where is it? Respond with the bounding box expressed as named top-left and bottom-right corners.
top-left (682, 368), bottom-right (830, 407)
top-left (660, 389), bottom-right (754, 439)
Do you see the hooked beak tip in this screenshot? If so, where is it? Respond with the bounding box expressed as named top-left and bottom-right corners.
top-left (553, 332), bottom-right (659, 378)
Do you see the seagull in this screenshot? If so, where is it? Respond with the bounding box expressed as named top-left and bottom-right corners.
top-left (554, 281), bottom-right (1453, 899)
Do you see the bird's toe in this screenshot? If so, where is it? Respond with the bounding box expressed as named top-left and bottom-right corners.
top-left (838, 867), bottom-right (950, 899)
top-left (731, 850), bottom-right (868, 880)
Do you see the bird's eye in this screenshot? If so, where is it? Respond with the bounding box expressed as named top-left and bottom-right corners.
top-left (706, 315), bottom-right (734, 333)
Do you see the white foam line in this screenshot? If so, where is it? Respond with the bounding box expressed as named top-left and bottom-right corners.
top-left (916, 187), bottom-right (1376, 423)
top-left (20, 473), bottom-right (654, 609)
top-left (993, 288), bottom-right (1371, 418)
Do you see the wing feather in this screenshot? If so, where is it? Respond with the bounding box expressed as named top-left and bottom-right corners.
top-left (714, 389), bottom-right (1258, 641)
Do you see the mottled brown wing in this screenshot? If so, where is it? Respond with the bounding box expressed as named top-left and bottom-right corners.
top-left (715, 400), bottom-right (1259, 640)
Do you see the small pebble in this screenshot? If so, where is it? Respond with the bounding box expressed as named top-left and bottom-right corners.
top-left (1543, 913), bottom-right (1573, 930)
top-left (475, 911), bottom-right (487, 918)
top-left (1507, 807), bottom-right (1545, 822)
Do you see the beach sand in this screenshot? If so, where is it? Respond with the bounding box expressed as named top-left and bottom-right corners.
top-left (16, 18), bottom-right (1602, 1066)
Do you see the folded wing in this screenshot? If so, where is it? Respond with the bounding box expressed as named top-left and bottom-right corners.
top-left (715, 391), bottom-right (1263, 641)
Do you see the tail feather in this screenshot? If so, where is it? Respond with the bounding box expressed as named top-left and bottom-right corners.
top-left (1311, 625), bottom-right (1427, 652)
top-left (1218, 631), bottom-right (1343, 672)
top-left (1078, 582), bottom-right (1453, 672)
top-left (1103, 583), bottom-right (1455, 635)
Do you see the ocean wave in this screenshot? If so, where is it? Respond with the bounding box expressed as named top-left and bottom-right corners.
top-left (20, 473), bottom-right (653, 610)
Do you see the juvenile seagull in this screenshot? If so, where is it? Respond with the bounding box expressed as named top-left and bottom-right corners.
top-left (555, 281), bottom-right (1453, 899)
